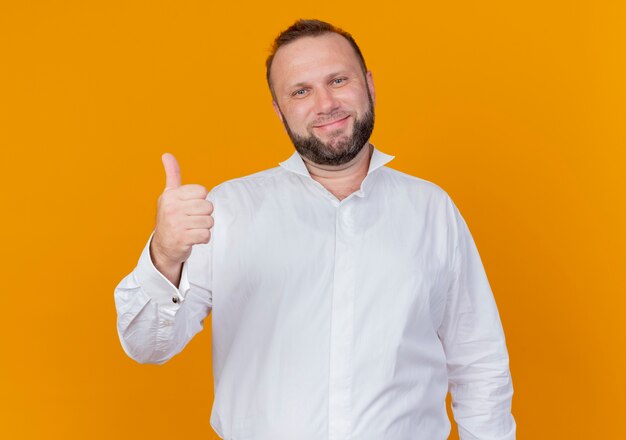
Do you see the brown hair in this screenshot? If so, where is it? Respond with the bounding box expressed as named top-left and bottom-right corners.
top-left (265, 19), bottom-right (368, 99)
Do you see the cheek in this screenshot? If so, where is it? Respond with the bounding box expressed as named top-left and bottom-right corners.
top-left (353, 91), bottom-right (371, 110)
top-left (284, 105), bottom-right (314, 130)
top-left (329, 89), bottom-right (366, 115)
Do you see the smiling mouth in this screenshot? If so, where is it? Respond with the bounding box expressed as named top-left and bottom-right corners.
top-left (313, 115), bottom-right (350, 129)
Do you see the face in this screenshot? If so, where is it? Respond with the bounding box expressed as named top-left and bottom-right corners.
top-left (269, 33), bottom-right (376, 166)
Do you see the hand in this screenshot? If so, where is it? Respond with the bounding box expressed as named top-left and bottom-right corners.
top-left (150, 153), bottom-right (214, 281)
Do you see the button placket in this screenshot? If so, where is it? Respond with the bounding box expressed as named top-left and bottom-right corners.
top-left (328, 201), bottom-right (357, 440)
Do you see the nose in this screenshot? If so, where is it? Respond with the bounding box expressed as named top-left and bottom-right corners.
top-left (314, 87), bottom-right (340, 115)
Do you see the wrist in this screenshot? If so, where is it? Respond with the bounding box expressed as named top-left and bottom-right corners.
top-left (149, 240), bottom-right (183, 286)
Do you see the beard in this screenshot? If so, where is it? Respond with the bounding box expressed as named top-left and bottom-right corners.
top-left (281, 97), bottom-right (375, 167)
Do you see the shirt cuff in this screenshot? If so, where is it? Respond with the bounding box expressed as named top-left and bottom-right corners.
top-left (134, 232), bottom-right (191, 306)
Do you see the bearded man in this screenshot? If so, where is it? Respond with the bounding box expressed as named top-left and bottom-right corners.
top-left (114, 19), bottom-right (516, 440)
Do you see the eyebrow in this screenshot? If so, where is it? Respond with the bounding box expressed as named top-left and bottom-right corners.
top-left (286, 71), bottom-right (350, 91)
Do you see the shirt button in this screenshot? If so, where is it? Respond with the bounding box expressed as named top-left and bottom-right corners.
top-left (172, 297), bottom-right (179, 304)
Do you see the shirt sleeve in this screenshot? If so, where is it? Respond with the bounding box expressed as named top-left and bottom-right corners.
top-left (437, 199), bottom-right (516, 440)
top-left (114, 231), bottom-right (213, 364)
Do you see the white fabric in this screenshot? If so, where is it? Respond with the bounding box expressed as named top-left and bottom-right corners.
top-left (114, 147), bottom-right (516, 440)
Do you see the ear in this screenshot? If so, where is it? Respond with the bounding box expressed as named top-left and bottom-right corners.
top-left (272, 100), bottom-right (284, 123)
top-left (366, 70), bottom-right (376, 106)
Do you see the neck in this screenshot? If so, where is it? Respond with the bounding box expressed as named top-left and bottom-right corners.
top-left (302, 143), bottom-right (373, 200)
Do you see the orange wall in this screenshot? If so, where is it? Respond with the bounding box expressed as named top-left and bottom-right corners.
top-left (1, 1), bottom-right (624, 439)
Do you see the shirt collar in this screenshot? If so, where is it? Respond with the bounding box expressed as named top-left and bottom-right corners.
top-left (278, 145), bottom-right (395, 179)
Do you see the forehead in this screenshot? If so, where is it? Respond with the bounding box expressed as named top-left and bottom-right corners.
top-left (270, 33), bottom-right (363, 88)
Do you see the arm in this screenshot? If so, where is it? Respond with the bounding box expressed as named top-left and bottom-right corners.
top-left (114, 233), bottom-right (213, 364)
top-left (114, 153), bottom-right (214, 364)
top-left (438, 200), bottom-right (516, 440)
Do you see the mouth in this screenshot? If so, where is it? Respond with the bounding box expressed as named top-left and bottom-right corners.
top-left (312, 115), bottom-right (350, 131)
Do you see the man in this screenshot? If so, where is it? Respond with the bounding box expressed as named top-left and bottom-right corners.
top-left (114, 19), bottom-right (516, 440)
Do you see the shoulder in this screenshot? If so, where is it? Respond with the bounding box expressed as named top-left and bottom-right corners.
top-left (377, 165), bottom-right (454, 204)
top-left (375, 166), bottom-right (464, 233)
top-left (209, 165), bottom-right (290, 198)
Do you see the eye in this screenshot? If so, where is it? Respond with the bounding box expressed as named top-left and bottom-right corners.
top-left (292, 89), bottom-right (309, 98)
top-left (331, 77), bottom-right (347, 86)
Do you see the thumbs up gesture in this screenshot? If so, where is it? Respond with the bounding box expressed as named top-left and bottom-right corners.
top-left (150, 153), bottom-right (214, 285)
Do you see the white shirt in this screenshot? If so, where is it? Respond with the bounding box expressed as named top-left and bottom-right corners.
top-left (114, 147), bottom-right (516, 440)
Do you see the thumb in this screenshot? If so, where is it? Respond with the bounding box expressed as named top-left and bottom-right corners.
top-left (161, 153), bottom-right (182, 189)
